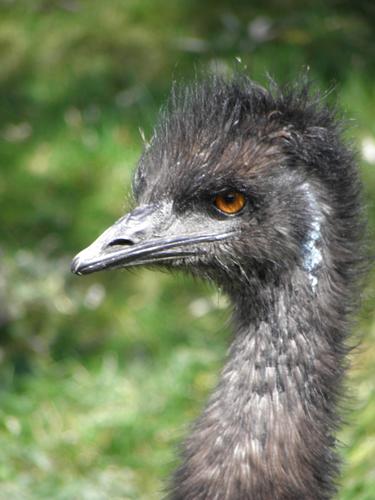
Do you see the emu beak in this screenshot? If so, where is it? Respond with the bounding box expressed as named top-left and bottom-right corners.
top-left (71, 202), bottom-right (233, 275)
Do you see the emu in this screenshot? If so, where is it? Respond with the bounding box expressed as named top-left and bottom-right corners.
top-left (71, 75), bottom-right (364, 499)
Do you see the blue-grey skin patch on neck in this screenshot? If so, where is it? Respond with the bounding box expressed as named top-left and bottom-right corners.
top-left (301, 184), bottom-right (323, 291)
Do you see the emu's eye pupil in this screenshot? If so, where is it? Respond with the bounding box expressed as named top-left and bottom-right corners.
top-left (213, 191), bottom-right (246, 215)
top-left (224, 193), bottom-right (235, 203)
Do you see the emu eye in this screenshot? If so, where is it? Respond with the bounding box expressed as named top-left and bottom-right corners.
top-left (213, 191), bottom-right (246, 215)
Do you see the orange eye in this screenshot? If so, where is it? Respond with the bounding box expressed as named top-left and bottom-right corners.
top-left (213, 191), bottom-right (246, 215)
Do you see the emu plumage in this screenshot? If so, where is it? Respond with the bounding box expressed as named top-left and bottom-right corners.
top-left (72, 75), bottom-right (364, 499)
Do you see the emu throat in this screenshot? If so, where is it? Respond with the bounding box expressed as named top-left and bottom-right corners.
top-left (171, 276), bottom-right (339, 500)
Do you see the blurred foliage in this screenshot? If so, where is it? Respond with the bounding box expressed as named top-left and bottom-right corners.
top-left (0, 1), bottom-right (374, 498)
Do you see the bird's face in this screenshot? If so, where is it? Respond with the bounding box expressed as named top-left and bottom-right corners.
top-left (71, 76), bottom-right (330, 290)
top-left (71, 132), bottom-right (317, 291)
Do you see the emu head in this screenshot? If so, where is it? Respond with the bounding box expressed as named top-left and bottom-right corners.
top-left (72, 76), bottom-right (339, 294)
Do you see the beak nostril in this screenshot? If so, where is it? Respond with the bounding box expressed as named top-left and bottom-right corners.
top-left (107, 238), bottom-right (135, 248)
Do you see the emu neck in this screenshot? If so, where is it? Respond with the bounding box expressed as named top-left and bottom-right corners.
top-left (171, 274), bottom-right (342, 500)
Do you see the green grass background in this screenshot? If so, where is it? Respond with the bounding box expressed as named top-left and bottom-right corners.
top-left (0, 1), bottom-right (374, 498)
